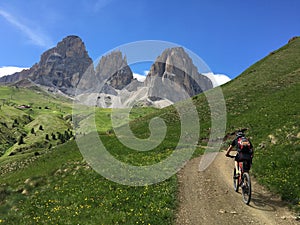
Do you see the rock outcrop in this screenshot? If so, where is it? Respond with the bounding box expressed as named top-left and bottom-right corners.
top-left (95, 51), bottom-right (133, 91)
top-left (0, 35), bottom-right (93, 95)
top-left (144, 47), bottom-right (213, 102)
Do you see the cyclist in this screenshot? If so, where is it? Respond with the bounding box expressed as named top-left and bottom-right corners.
top-left (225, 131), bottom-right (253, 177)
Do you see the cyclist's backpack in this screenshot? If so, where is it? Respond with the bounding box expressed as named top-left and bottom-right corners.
top-left (237, 136), bottom-right (251, 153)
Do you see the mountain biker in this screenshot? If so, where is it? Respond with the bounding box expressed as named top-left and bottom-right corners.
top-left (225, 131), bottom-right (253, 176)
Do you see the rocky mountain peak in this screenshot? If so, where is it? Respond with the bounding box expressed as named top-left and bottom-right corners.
top-left (95, 50), bottom-right (133, 90)
top-left (33, 35), bottom-right (93, 94)
top-left (145, 47), bottom-right (213, 101)
top-left (0, 36), bottom-right (214, 108)
top-left (40, 35), bottom-right (88, 63)
top-left (0, 35), bottom-right (93, 95)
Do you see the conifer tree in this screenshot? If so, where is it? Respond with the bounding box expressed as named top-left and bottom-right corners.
top-left (18, 136), bottom-right (25, 145)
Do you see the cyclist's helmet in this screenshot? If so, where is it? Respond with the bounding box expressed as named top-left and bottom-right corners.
top-left (236, 131), bottom-right (244, 137)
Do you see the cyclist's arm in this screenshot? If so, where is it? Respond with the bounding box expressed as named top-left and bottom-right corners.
top-left (225, 145), bottom-right (233, 156)
top-left (225, 139), bottom-right (236, 156)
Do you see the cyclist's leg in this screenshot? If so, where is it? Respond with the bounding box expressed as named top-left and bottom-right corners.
top-left (235, 153), bottom-right (240, 175)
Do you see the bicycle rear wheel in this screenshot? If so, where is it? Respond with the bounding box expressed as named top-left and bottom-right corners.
top-left (241, 172), bottom-right (251, 204)
top-left (233, 168), bottom-right (239, 192)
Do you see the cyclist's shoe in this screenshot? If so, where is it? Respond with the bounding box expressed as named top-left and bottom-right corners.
top-left (234, 173), bottom-right (240, 179)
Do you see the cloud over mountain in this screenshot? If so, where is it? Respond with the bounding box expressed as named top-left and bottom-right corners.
top-left (203, 72), bottom-right (231, 87)
top-left (0, 66), bottom-right (29, 77)
top-left (133, 71), bottom-right (148, 82)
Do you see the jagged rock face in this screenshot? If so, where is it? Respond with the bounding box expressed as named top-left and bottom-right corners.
top-left (32, 35), bottom-right (93, 95)
top-left (0, 37), bottom-right (133, 96)
top-left (0, 35), bottom-right (93, 95)
top-left (0, 36), bottom-right (214, 108)
top-left (145, 47), bottom-right (213, 102)
top-left (95, 51), bottom-right (133, 90)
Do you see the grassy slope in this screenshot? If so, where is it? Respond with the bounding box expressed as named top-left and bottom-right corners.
top-left (0, 86), bottom-right (73, 156)
top-left (221, 37), bottom-right (300, 206)
top-left (0, 37), bottom-right (299, 224)
top-left (1, 99), bottom-right (176, 224)
top-left (189, 37), bottom-right (300, 208)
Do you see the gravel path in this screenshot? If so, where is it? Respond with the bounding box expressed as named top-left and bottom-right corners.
top-left (175, 152), bottom-right (298, 225)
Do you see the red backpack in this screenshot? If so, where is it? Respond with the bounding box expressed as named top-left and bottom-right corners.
top-left (237, 136), bottom-right (251, 153)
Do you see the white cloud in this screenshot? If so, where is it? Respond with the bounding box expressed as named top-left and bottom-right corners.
top-left (132, 71), bottom-right (231, 86)
top-left (133, 70), bottom-right (148, 82)
top-left (0, 66), bottom-right (29, 77)
top-left (0, 9), bottom-right (52, 48)
top-left (133, 73), bottom-right (146, 82)
top-left (203, 72), bottom-right (231, 87)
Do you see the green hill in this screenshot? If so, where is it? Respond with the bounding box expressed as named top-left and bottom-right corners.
top-left (0, 86), bottom-right (73, 157)
top-left (222, 37), bottom-right (300, 205)
top-left (0, 37), bottom-right (299, 224)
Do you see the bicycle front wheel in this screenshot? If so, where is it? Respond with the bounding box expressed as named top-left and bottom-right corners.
top-left (241, 172), bottom-right (251, 205)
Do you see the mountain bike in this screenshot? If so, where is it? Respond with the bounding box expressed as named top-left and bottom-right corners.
top-left (227, 155), bottom-right (252, 205)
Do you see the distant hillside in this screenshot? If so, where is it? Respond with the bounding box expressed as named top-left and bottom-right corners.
top-left (0, 86), bottom-right (73, 157)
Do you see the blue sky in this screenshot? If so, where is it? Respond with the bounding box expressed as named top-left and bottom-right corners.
top-left (0, 0), bottom-right (299, 81)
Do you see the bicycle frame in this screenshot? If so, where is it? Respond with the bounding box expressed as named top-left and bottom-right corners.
top-left (238, 161), bottom-right (251, 183)
top-left (227, 155), bottom-right (252, 204)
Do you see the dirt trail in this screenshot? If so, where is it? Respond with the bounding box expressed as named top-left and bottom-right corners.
top-left (176, 152), bottom-right (298, 225)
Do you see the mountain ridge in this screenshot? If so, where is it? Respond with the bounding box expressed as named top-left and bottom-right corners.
top-left (0, 35), bottom-right (213, 107)
top-left (0, 36), bottom-right (93, 96)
